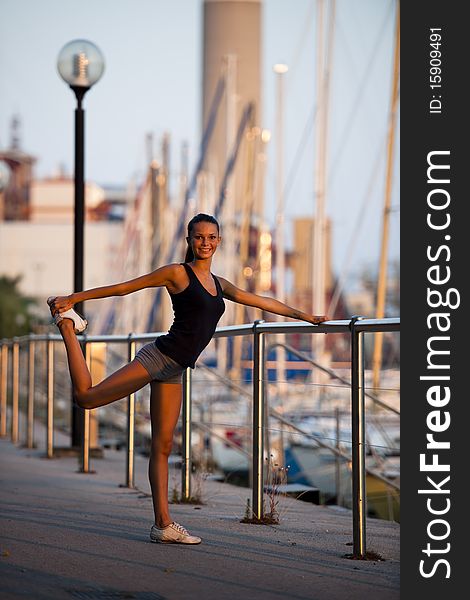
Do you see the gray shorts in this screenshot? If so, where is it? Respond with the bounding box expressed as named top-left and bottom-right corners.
top-left (134, 343), bottom-right (185, 384)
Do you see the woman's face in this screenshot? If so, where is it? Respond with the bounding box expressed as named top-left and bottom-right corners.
top-left (187, 221), bottom-right (221, 260)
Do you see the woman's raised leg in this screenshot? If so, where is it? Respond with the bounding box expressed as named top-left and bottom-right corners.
top-left (148, 381), bottom-right (182, 527)
top-left (57, 319), bottom-right (151, 409)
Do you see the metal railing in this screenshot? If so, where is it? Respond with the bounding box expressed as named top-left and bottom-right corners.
top-left (0, 316), bottom-right (400, 558)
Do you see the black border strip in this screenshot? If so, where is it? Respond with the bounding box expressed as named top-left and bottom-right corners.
top-left (401, 1), bottom-right (466, 595)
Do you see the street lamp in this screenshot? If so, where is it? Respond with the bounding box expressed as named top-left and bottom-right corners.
top-left (57, 39), bottom-right (104, 448)
top-left (57, 39), bottom-right (105, 316)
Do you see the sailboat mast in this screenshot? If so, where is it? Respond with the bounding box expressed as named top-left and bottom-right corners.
top-left (217, 54), bottom-right (237, 375)
top-left (312, 0), bottom-right (326, 339)
top-left (372, 1), bottom-right (400, 393)
top-left (312, 0), bottom-right (335, 377)
top-left (274, 63), bottom-right (288, 388)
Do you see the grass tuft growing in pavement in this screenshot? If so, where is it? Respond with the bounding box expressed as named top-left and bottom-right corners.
top-left (240, 455), bottom-right (290, 525)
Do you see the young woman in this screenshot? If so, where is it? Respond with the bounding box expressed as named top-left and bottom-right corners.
top-left (48, 213), bottom-right (328, 545)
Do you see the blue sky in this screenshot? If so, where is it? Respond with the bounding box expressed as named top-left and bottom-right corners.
top-left (0, 0), bottom-right (399, 282)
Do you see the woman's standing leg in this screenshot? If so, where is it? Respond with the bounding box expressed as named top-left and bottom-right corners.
top-left (148, 381), bottom-right (182, 527)
top-left (57, 319), bottom-right (151, 409)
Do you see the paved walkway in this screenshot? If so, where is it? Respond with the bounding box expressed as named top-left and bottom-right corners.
top-left (0, 434), bottom-right (399, 600)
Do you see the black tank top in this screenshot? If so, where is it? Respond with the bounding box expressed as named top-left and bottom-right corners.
top-left (155, 263), bottom-right (226, 368)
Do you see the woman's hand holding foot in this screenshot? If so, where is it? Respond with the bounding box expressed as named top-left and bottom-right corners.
top-left (47, 295), bottom-right (75, 315)
top-left (47, 295), bottom-right (87, 333)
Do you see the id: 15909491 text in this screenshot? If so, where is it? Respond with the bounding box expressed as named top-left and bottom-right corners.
top-left (429, 28), bottom-right (442, 114)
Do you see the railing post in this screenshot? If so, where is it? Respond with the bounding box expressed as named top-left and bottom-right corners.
top-left (252, 319), bottom-right (266, 520)
top-left (126, 334), bottom-right (136, 488)
top-left (80, 336), bottom-right (91, 473)
top-left (1, 341), bottom-right (9, 438)
top-left (11, 338), bottom-right (19, 443)
top-left (27, 337), bottom-right (35, 448)
top-left (181, 366), bottom-right (192, 501)
top-left (350, 316), bottom-right (366, 558)
top-left (335, 407), bottom-right (342, 507)
top-left (46, 334), bottom-right (54, 458)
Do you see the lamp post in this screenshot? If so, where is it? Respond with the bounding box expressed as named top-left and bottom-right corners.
top-left (57, 39), bottom-right (105, 448)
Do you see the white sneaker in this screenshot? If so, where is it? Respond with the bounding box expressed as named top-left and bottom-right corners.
top-left (150, 522), bottom-right (202, 545)
top-left (47, 296), bottom-right (88, 334)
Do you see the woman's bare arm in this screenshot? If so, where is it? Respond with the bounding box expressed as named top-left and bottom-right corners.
top-left (217, 276), bottom-right (328, 324)
top-left (50, 264), bottom-right (180, 312)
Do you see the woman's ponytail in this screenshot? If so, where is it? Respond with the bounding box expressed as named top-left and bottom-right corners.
top-left (184, 245), bottom-right (194, 263)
